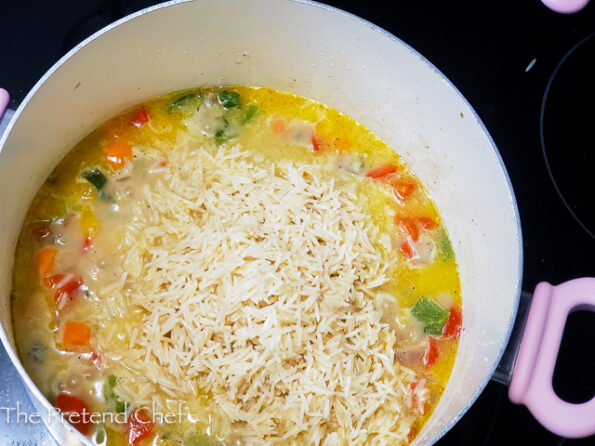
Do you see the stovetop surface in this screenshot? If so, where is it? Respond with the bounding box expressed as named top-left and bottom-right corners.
top-left (1, 1), bottom-right (594, 445)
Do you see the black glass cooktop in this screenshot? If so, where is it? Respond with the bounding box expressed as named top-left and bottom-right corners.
top-left (1, 1), bottom-right (594, 445)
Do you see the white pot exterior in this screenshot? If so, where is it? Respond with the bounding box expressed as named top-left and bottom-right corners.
top-left (0, 1), bottom-right (522, 444)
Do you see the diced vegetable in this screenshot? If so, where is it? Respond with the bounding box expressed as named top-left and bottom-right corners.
top-left (131, 108), bottom-right (149, 128)
top-left (391, 179), bottom-right (416, 201)
top-left (272, 119), bottom-right (287, 135)
top-left (396, 216), bottom-right (437, 243)
top-left (95, 425), bottom-right (106, 444)
top-left (55, 393), bottom-right (92, 435)
top-left (399, 240), bottom-right (416, 259)
top-left (54, 276), bottom-right (83, 308)
top-left (168, 93), bottom-right (199, 114)
top-left (366, 164), bottom-right (398, 179)
top-left (239, 104), bottom-right (259, 124)
top-left (409, 379), bottom-right (428, 414)
top-left (418, 217), bottom-right (437, 230)
top-left (83, 237), bottom-right (93, 252)
top-left (438, 230), bottom-right (454, 261)
top-left (63, 321), bottom-right (91, 347)
top-left (214, 128), bottom-right (232, 146)
top-left (311, 133), bottom-right (322, 152)
top-left (424, 337), bottom-right (439, 368)
top-left (43, 273), bottom-right (64, 289)
top-left (443, 306), bottom-right (462, 339)
top-left (218, 90), bottom-right (241, 109)
top-left (105, 140), bottom-right (133, 169)
top-left (83, 169), bottom-right (108, 190)
top-left (411, 297), bottom-right (449, 335)
top-left (104, 374), bottom-right (128, 413)
top-left (332, 137), bottom-right (350, 153)
top-left (36, 248), bottom-right (57, 277)
top-left (127, 408), bottom-right (154, 446)
top-left (80, 206), bottom-right (98, 238)
top-left (82, 169), bottom-right (114, 203)
top-left (395, 217), bottom-right (419, 242)
top-left (91, 350), bottom-right (105, 370)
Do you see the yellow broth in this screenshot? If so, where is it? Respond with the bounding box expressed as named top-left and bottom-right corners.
top-left (12, 86), bottom-right (462, 445)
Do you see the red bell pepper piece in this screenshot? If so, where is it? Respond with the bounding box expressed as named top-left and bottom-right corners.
top-left (131, 108), bottom-right (149, 128)
top-left (82, 237), bottom-right (93, 253)
top-left (443, 306), bottom-right (462, 339)
top-left (54, 277), bottom-right (83, 310)
top-left (55, 393), bottom-right (92, 435)
top-left (311, 133), bottom-right (322, 152)
top-left (395, 217), bottom-right (420, 242)
top-left (424, 337), bottom-right (439, 368)
top-left (365, 164), bottom-right (398, 179)
top-left (400, 239), bottom-right (416, 259)
top-left (127, 408), bottom-right (154, 446)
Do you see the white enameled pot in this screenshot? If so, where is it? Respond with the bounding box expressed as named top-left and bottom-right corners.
top-left (0, 0), bottom-right (526, 444)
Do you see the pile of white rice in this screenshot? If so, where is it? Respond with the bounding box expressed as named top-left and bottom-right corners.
top-left (101, 145), bottom-right (422, 444)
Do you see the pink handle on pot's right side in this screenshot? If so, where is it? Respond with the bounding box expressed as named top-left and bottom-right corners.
top-left (541, 0), bottom-right (590, 13)
top-left (509, 278), bottom-right (595, 438)
top-left (0, 88), bottom-right (9, 118)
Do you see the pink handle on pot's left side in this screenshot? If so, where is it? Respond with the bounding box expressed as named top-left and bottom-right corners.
top-left (509, 278), bottom-right (595, 438)
top-left (0, 89), bottom-right (9, 118)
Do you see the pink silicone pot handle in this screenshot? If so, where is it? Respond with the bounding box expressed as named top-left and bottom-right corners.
top-left (541, 0), bottom-right (590, 13)
top-left (509, 278), bottom-right (595, 438)
top-left (0, 88), bottom-right (8, 117)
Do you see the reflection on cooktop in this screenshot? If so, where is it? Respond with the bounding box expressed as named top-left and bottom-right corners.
top-left (541, 32), bottom-right (595, 239)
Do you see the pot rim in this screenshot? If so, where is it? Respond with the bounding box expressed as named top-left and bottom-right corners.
top-left (0, 0), bottom-right (523, 444)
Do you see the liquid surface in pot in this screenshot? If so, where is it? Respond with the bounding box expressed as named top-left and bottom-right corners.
top-left (12, 86), bottom-right (462, 445)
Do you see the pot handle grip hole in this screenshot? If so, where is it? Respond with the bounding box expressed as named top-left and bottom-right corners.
top-left (0, 88), bottom-right (9, 118)
top-left (509, 278), bottom-right (595, 438)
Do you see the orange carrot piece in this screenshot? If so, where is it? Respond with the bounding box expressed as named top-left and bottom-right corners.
top-left (105, 140), bottom-right (133, 169)
top-left (333, 137), bottom-right (350, 153)
top-left (271, 119), bottom-right (287, 135)
top-left (366, 164), bottom-right (398, 179)
top-left (392, 180), bottom-right (416, 201)
top-left (36, 248), bottom-right (57, 277)
top-left (417, 216), bottom-right (437, 230)
top-left (63, 321), bottom-right (91, 347)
